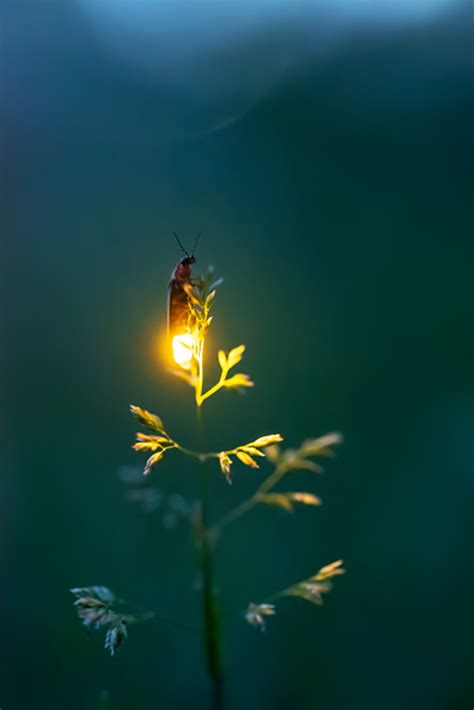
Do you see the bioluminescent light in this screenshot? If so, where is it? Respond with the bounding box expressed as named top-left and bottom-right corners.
top-left (172, 332), bottom-right (194, 370)
top-left (168, 233), bottom-right (200, 370)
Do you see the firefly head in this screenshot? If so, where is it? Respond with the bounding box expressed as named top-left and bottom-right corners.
top-left (179, 255), bottom-right (196, 267)
top-left (173, 232), bottom-right (200, 262)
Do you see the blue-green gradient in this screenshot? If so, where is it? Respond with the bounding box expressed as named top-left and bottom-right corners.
top-left (2, 1), bottom-right (472, 709)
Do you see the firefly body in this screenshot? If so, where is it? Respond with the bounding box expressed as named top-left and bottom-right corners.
top-left (168, 233), bottom-right (199, 335)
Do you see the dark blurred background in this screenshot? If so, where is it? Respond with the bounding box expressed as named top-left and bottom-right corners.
top-left (1, 1), bottom-right (473, 708)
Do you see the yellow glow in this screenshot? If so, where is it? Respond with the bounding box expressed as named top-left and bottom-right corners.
top-left (172, 333), bottom-right (194, 370)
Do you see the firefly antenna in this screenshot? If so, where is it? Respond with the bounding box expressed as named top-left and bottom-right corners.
top-left (173, 232), bottom-right (190, 257)
top-left (191, 232), bottom-right (200, 257)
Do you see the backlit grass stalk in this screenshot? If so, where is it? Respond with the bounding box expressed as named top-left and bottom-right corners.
top-left (70, 265), bottom-right (346, 709)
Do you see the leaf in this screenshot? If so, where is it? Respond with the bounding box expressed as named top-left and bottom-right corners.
top-left (236, 450), bottom-right (259, 469)
top-left (144, 450), bottom-right (164, 476)
top-left (299, 432), bottom-right (343, 458)
top-left (130, 405), bottom-right (165, 434)
top-left (288, 492), bottom-right (321, 506)
top-left (224, 373), bottom-right (254, 388)
top-left (104, 620), bottom-right (127, 656)
top-left (218, 350), bottom-right (227, 371)
top-left (314, 560), bottom-right (345, 581)
top-left (206, 289), bottom-right (216, 306)
top-left (70, 586), bottom-right (115, 604)
top-left (281, 561), bottom-right (345, 608)
top-left (133, 441), bottom-right (161, 453)
top-left (248, 434), bottom-right (283, 448)
top-left (240, 446), bottom-right (265, 458)
top-left (227, 344), bottom-right (245, 369)
top-left (257, 492), bottom-right (321, 512)
top-left (218, 452), bottom-right (233, 484)
top-left (245, 603), bottom-right (276, 631)
top-left (258, 493), bottom-right (293, 511)
top-left (136, 433), bottom-right (169, 444)
top-left (209, 277), bottom-right (224, 291)
top-left (70, 587), bottom-right (118, 629)
top-left (134, 433), bottom-right (169, 452)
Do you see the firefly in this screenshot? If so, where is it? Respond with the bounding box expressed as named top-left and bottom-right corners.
top-left (168, 233), bottom-right (199, 369)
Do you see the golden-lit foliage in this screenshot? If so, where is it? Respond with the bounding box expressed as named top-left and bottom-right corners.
top-left (129, 405), bottom-right (165, 434)
top-left (263, 431), bottom-right (343, 475)
top-left (245, 561), bottom-right (346, 631)
top-left (72, 258), bottom-right (346, 666)
top-left (130, 403), bottom-right (282, 483)
top-left (210, 431), bottom-right (342, 535)
top-left (216, 433), bottom-right (283, 483)
top-left (256, 491), bottom-right (321, 512)
top-left (168, 268), bottom-right (253, 406)
top-left (129, 406), bottom-right (177, 476)
top-left (282, 560), bottom-right (346, 606)
top-left (314, 559), bottom-right (346, 581)
top-left (218, 452), bottom-right (233, 482)
top-left (132, 432), bottom-right (170, 452)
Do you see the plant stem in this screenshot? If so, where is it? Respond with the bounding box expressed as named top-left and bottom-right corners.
top-left (200, 517), bottom-right (224, 710)
top-left (211, 463), bottom-right (286, 535)
top-left (196, 386), bottom-right (224, 709)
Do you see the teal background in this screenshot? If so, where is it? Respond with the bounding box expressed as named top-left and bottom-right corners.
top-left (1, 1), bottom-right (473, 708)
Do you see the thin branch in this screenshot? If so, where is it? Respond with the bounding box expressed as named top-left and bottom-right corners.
top-left (211, 462), bottom-right (287, 535)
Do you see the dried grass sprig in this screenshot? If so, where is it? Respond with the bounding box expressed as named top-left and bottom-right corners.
top-left (70, 586), bottom-right (155, 656)
top-left (71, 257), bottom-right (345, 691)
top-left (245, 560), bottom-right (346, 631)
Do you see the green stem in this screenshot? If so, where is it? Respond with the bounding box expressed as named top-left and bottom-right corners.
top-left (200, 518), bottom-right (224, 710)
top-left (196, 397), bottom-right (224, 709)
top-left (211, 463), bottom-right (286, 535)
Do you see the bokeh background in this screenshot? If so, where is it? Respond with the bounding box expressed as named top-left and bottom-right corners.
top-left (2, 1), bottom-right (473, 708)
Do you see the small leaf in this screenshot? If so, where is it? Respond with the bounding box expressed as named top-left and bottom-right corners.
top-left (281, 561), bottom-right (345, 608)
top-left (240, 446), bottom-right (265, 457)
top-left (104, 620), bottom-right (128, 656)
top-left (206, 289), bottom-right (216, 305)
top-left (236, 451), bottom-right (259, 469)
top-left (144, 450), bottom-right (164, 476)
top-left (257, 492), bottom-right (321, 512)
top-left (288, 492), bottom-right (321, 506)
top-left (130, 405), bottom-right (165, 433)
top-left (314, 559), bottom-right (345, 581)
top-left (218, 452), bottom-right (233, 484)
top-left (209, 277), bottom-right (224, 291)
top-left (299, 432), bottom-right (343, 458)
top-left (136, 433), bottom-right (169, 444)
top-left (70, 587), bottom-right (118, 629)
top-left (258, 493), bottom-right (294, 511)
top-left (133, 441), bottom-right (161, 453)
top-left (227, 344), bottom-right (245, 369)
top-left (70, 586), bottom-right (115, 604)
top-left (248, 434), bottom-right (283, 448)
top-left (224, 373), bottom-right (254, 388)
top-left (245, 603), bottom-right (276, 631)
top-left (218, 350), bottom-right (227, 371)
